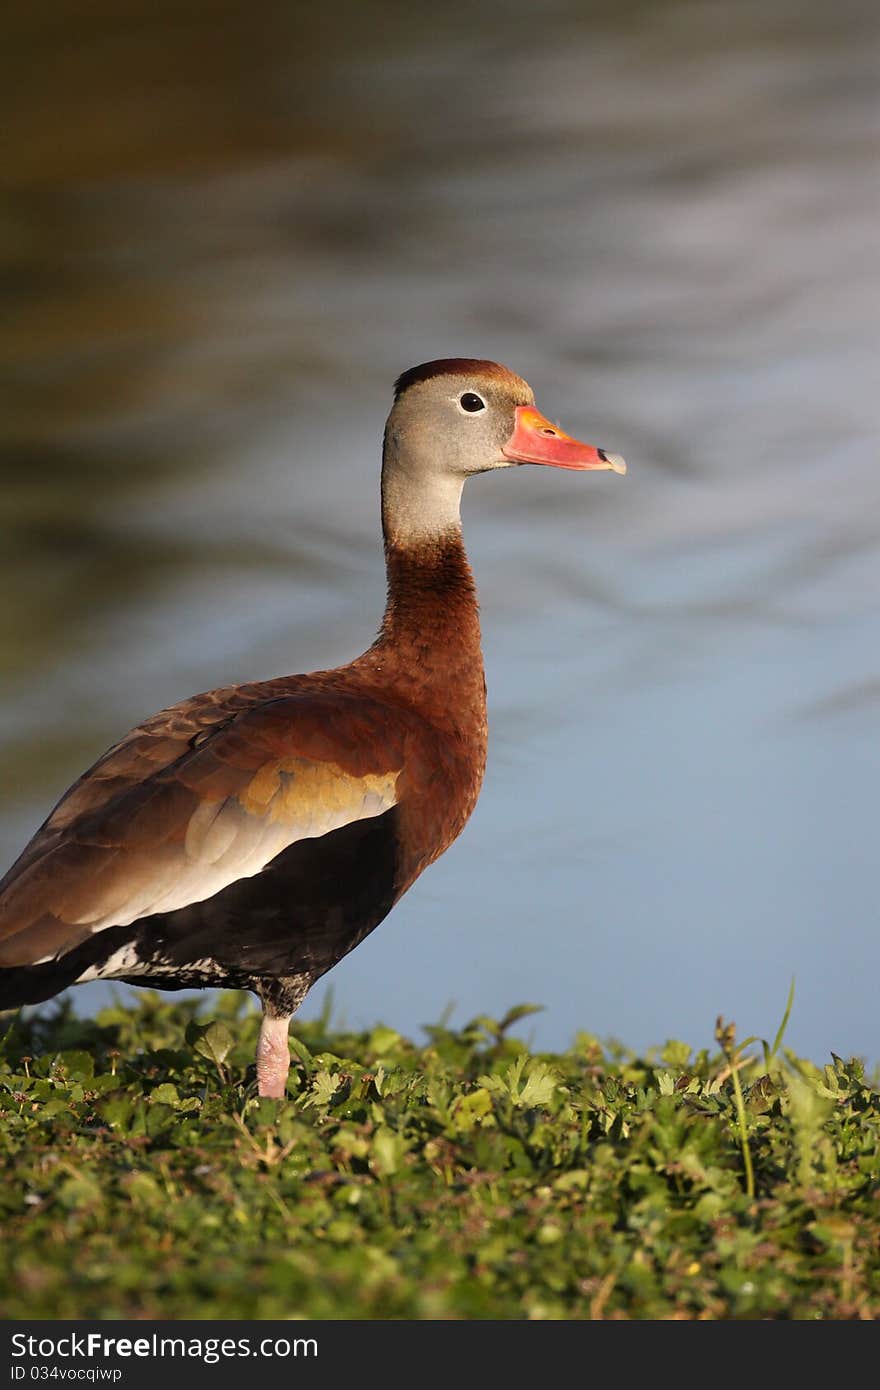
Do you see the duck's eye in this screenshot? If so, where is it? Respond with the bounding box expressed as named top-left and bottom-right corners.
top-left (459, 392), bottom-right (486, 413)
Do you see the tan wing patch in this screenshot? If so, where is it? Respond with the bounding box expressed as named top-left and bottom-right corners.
top-left (240, 758), bottom-right (398, 825)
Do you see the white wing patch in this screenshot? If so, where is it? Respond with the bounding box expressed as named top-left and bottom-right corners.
top-left (76, 948), bottom-right (227, 984)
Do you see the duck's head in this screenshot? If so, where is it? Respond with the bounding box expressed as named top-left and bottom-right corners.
top-left (382, 358), bottom-right (625, 544)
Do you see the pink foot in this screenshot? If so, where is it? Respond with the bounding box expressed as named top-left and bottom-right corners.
top-left (256, 1013), bottom-right (291, 1098)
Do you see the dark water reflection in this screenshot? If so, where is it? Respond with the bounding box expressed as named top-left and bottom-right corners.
top-left (2, 0), bottom-right (878, 1062)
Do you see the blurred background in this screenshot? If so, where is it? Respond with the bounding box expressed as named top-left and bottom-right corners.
top-left (2, 0), bottom-right (878, 1063)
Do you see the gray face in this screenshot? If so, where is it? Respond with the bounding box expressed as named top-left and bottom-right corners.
top-left (385, 368), bottom-right (536, 481)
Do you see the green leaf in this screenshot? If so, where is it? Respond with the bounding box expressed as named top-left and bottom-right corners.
top-left (303, 1069), bottom-right (341, 1109)
top-left (515, 1061), bottom-right (560, 1110)
top-left (150, 1083), bottom-right (180, 1106)
top-left (369, 1126), bottom-right (407, 1177)
top-left (368, 1025), bottom-right (401, 1054)
top-left (498, 1003), bottom-right (545, 1034)
top-left (97, 1095), bottom-right (135, 1130)
top-left (449, 1087), bottom-right (493, 1133)
top-left (769, 977), bottom-right (796, 1059)
top-left (56, 1050), bottom-right (95, 1080)
top-left (554, 1169), bottom-right (590, 1191)
top-left (660, 1040), bottom-right (691, 1070)
top-left (145, 1103), bottom-right (176, 1136)
top-left (186, 1021), bottom-right (234, 1070)
top-left (288, 1034), bottom-right (313, 1068)
top-left (58, 1174), bottom-right (103, 1210)
top-left (38, 1098), bottom-right (70, 1118)
top-left (126, 1173), bottom-right (165, 1211)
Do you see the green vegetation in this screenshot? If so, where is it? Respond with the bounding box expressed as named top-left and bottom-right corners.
top-left (1, 993), bottom-right (877, 1320)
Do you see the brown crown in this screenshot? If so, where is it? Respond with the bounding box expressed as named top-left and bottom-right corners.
top-left (393, 358), bottom-right (521, 400)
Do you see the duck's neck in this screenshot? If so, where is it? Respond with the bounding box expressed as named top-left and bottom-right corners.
top-left (357, 527), bottom-right (486, 740)
top-left (351, 436), bottom-right (486, 739)
top-left (380, 530), bottom-right (480, 650)
top-left (375, 530), bottom-right (485, 727)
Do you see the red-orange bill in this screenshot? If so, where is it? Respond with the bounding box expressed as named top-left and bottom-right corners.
top-left (502, 405), bottom-right (626, 473)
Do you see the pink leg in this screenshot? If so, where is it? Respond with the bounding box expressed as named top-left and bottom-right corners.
top-left (256, 1013), bottom-right (291, 1098)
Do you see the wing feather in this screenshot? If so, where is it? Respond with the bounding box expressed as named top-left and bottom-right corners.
top-left (0, 687), bottom-right (404, 966)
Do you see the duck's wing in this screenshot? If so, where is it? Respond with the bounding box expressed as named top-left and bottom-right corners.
top-left (0, 687), bottom-right (404, 967)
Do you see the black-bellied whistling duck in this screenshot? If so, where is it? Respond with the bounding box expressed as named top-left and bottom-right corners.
top-left (0, 360), bottom-right (624, 1097)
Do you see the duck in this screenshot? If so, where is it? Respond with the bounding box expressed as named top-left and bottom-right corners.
top-left (0, 359), bottom-right (625, 1096)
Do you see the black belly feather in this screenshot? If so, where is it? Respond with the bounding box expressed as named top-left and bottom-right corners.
top-left (0, 808), bottom-right (401, 1012)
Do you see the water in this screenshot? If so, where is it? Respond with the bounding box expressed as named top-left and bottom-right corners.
top-left (2, 0), bottom-right (878, 1063)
